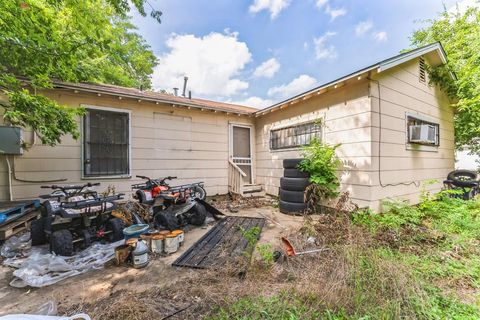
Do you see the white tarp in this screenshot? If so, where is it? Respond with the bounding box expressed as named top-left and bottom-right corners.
top-left (3, 240), bottom-right (123, 288)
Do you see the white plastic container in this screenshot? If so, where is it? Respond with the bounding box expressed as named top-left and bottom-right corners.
top-left (164, 234), bottom-right (179, 254)
top-left (132, 240), bottom-right (149, 268)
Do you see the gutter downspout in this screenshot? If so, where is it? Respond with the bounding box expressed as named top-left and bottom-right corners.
top-left (5, 156), bottom-right (13, 201)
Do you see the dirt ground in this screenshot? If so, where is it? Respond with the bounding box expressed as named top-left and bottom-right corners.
top-left (0, 205), bottom-right (305, 316)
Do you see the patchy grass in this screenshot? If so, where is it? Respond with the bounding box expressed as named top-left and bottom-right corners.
top-left (65, 193), bottom-right (480, 319)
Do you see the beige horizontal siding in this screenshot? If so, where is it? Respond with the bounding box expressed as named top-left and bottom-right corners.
top-left (255, 80), bottom-right (374, 208)
top-left (0, 91), bottom-right (253, 200)
top-left (368, 57), bottom-right (455, 206)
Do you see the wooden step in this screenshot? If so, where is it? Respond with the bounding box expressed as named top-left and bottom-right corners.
top-left (242, 184), bottom-right (263, 194)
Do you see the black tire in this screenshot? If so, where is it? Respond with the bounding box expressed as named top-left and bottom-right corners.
top-left (187, 203), bottom-right (207, 226)
top-left (284, 168), bottom-right (309, 178)
top-left (30, 218), bottom-right (47, 246)
top-left (280, 177), bottom-right (310, 191)
top-left (154, 209), bottom-right (179, 231)
top-left (447, 170), bottom-right (479, 188)
top-left (279, 200), bottom-right (307, 215)
top-left (106, 218), bottom-right (125, 242)
top-left (283, 158), bottom-right (303, 169)
top-left (50, 229), bottom-right (74, 256)
top-left (136, 190), bottom-right (154, 204)
top-left (279, 189), bottom-right (305, 203)
top-left (192, 186), bottom-right (207, 200)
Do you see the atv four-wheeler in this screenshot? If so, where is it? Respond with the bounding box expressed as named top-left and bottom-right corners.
top-left (132, 175), bottom-right (207, 230)
top-left (30, 183), bottom-right (125, 256)
top-left (132, 175), bottom-right (206, 204)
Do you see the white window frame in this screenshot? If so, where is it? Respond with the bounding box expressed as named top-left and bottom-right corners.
top-left (81, 104), bottom-right (132, 179)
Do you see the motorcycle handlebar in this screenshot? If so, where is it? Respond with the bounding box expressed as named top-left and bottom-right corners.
top-left (40, 182), bottom-right (100, 190)
top-left (136, 175), bottom-right (150, 180)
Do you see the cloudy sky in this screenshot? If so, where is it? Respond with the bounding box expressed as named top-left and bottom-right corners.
top-left (131, 0), bottom-right (476, 109)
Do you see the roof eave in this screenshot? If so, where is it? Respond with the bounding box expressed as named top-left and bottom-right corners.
top-left (377, 42), bottom-right (447, 73)
top-left (52, 83), bottom-right (253, 115)
top-left (255, 42), bottom-right (452, 116)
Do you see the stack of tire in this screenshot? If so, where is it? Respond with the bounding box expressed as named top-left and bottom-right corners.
top-left (279, 158), bottom-right (310, 215)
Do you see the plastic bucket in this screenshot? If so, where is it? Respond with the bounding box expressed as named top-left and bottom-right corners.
top-left (123, 224), bottom-right (149, 240)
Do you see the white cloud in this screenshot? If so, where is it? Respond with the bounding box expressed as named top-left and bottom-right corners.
top-left (316, 0), bottom-right (329, 8)
top-left (253, 58), bottom-right (280, 78)
top-left (267, 74), bottom-right (317, 98)
top-left (448, 0), bottom-right (480, 14)
top-left (325, 5), bottom-right (347, 21)
top-left (232, 96), bottom-right (274, 109)
top-left (249, 0), bottom-right (291, 19)
top-left (373, 31), bottom-right (388, 42)
top-left (313, 31), bottom-right (337, 60)
top-left (316, 1), bottom-right (347, 21)
top-left (355, 20), bottom-right (373, 36)
top-left (152, 32), bottom-right (252, 97)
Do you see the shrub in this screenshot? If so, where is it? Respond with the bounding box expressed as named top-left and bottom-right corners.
top-left (298, 138), bottom-right (341, 207)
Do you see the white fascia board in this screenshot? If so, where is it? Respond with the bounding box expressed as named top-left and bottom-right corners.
top-left (377, 43), bottom-right (447, 73)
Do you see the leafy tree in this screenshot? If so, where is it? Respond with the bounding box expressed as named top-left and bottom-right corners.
top-left (0, 0), bottom-right (158, 145)
top-left (410, 5), bottom-right (480, 154)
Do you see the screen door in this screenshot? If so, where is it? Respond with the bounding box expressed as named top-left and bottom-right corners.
top-left (230, 125), bottom-right (253, 184)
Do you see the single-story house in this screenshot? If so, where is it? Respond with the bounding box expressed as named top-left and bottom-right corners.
top-left (0, 43), bottom-right (455, 212)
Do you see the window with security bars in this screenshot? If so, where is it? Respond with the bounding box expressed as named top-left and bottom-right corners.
top-left (270, 122), bottom-right (322, 150)
top-left (83, 109), bottom-right (130, 177)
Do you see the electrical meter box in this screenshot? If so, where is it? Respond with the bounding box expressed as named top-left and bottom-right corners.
top-left (0, 126), bottom-right (23, 155)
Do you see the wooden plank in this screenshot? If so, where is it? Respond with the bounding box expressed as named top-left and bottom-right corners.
top-left (0, 210), bottom-right (40, 240)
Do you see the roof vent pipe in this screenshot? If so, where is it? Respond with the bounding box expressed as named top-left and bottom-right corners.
top-left (182, 76), bottom-right (188, 97)
top-left (173, 88), bottom-right (179, 96)
top-left (188, 90), bottom-right (192, 99)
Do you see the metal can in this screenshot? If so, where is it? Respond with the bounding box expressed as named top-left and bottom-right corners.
top-left (164, 233), bottom-right (179, 254)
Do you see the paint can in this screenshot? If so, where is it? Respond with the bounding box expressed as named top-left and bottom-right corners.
top-left (132, 239), bottom-right (149, 268)
top-left (151, 234), bottom-right (165, 253)
top-left (140, 234), bottom-right (152, 251)
top-left (158, 230), bottom-right (170, 237)
top-left (114, 244), bottom-right (132, 266)
top-left (125, 237), bottom-right (138, 247)
top-left (170, 230), bottom-right (184, 246)
top-left (164, 233), bottom-right (179, 254)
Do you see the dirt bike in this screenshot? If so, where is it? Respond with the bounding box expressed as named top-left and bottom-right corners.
top-left (132, 175), bottom-right (206, 204)
top-left (30, 183), bottom-right (125, 256)
top-left (132, 176), bottom-right (208, 230)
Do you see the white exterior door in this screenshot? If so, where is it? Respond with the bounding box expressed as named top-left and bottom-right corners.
top-left (229, 124), bottom-right (253, 184)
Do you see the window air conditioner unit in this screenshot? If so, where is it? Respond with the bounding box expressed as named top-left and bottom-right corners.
top-left (409, 124), bottom-right (436, 144)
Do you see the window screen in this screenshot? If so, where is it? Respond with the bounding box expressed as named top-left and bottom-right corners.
top-left (270, 121), bottom-right (322, 150)
top-left (83, 109), bottom-right (130, 177)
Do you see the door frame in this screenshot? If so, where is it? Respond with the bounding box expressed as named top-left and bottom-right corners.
top-left (229, 123), bottom-right (254, 184)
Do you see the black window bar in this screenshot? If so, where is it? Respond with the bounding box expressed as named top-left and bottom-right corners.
top-left (270, 122), bottom-right (322, 150)
top-left (84, 109), bottom-right (130, 177)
